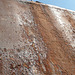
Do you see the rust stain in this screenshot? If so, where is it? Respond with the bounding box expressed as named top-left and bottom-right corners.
top-left (0, 0), bottom-right (75, 75)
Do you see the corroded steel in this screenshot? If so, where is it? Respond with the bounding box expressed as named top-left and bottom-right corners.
top-left (0, 0), bottom-right (75, 75)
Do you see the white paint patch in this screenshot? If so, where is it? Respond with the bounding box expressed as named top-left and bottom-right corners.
top-left (47, 4), bottom-right (75, 13)
top-left (48, 6), bottom-right (75, 49)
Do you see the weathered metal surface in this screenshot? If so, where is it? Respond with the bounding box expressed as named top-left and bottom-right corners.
top-left (0, 0), bottom-right (75, 75)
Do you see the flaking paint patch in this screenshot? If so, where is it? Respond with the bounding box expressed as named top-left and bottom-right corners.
top-left (50, 62), bottom-right (56, 75)
top-left (0, 1), bottom-right (47, 75)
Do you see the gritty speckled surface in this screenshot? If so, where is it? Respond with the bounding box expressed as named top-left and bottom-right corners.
top-left (0, 0), bottom-right (75, 75)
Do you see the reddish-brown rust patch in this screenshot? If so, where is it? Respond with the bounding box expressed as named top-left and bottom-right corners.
top-left (30, 3), bottom-right (75, 75)
top-left (0, 59), bottom-right (2, 74)
top-left (0, 0), bottom-right (75, 75)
